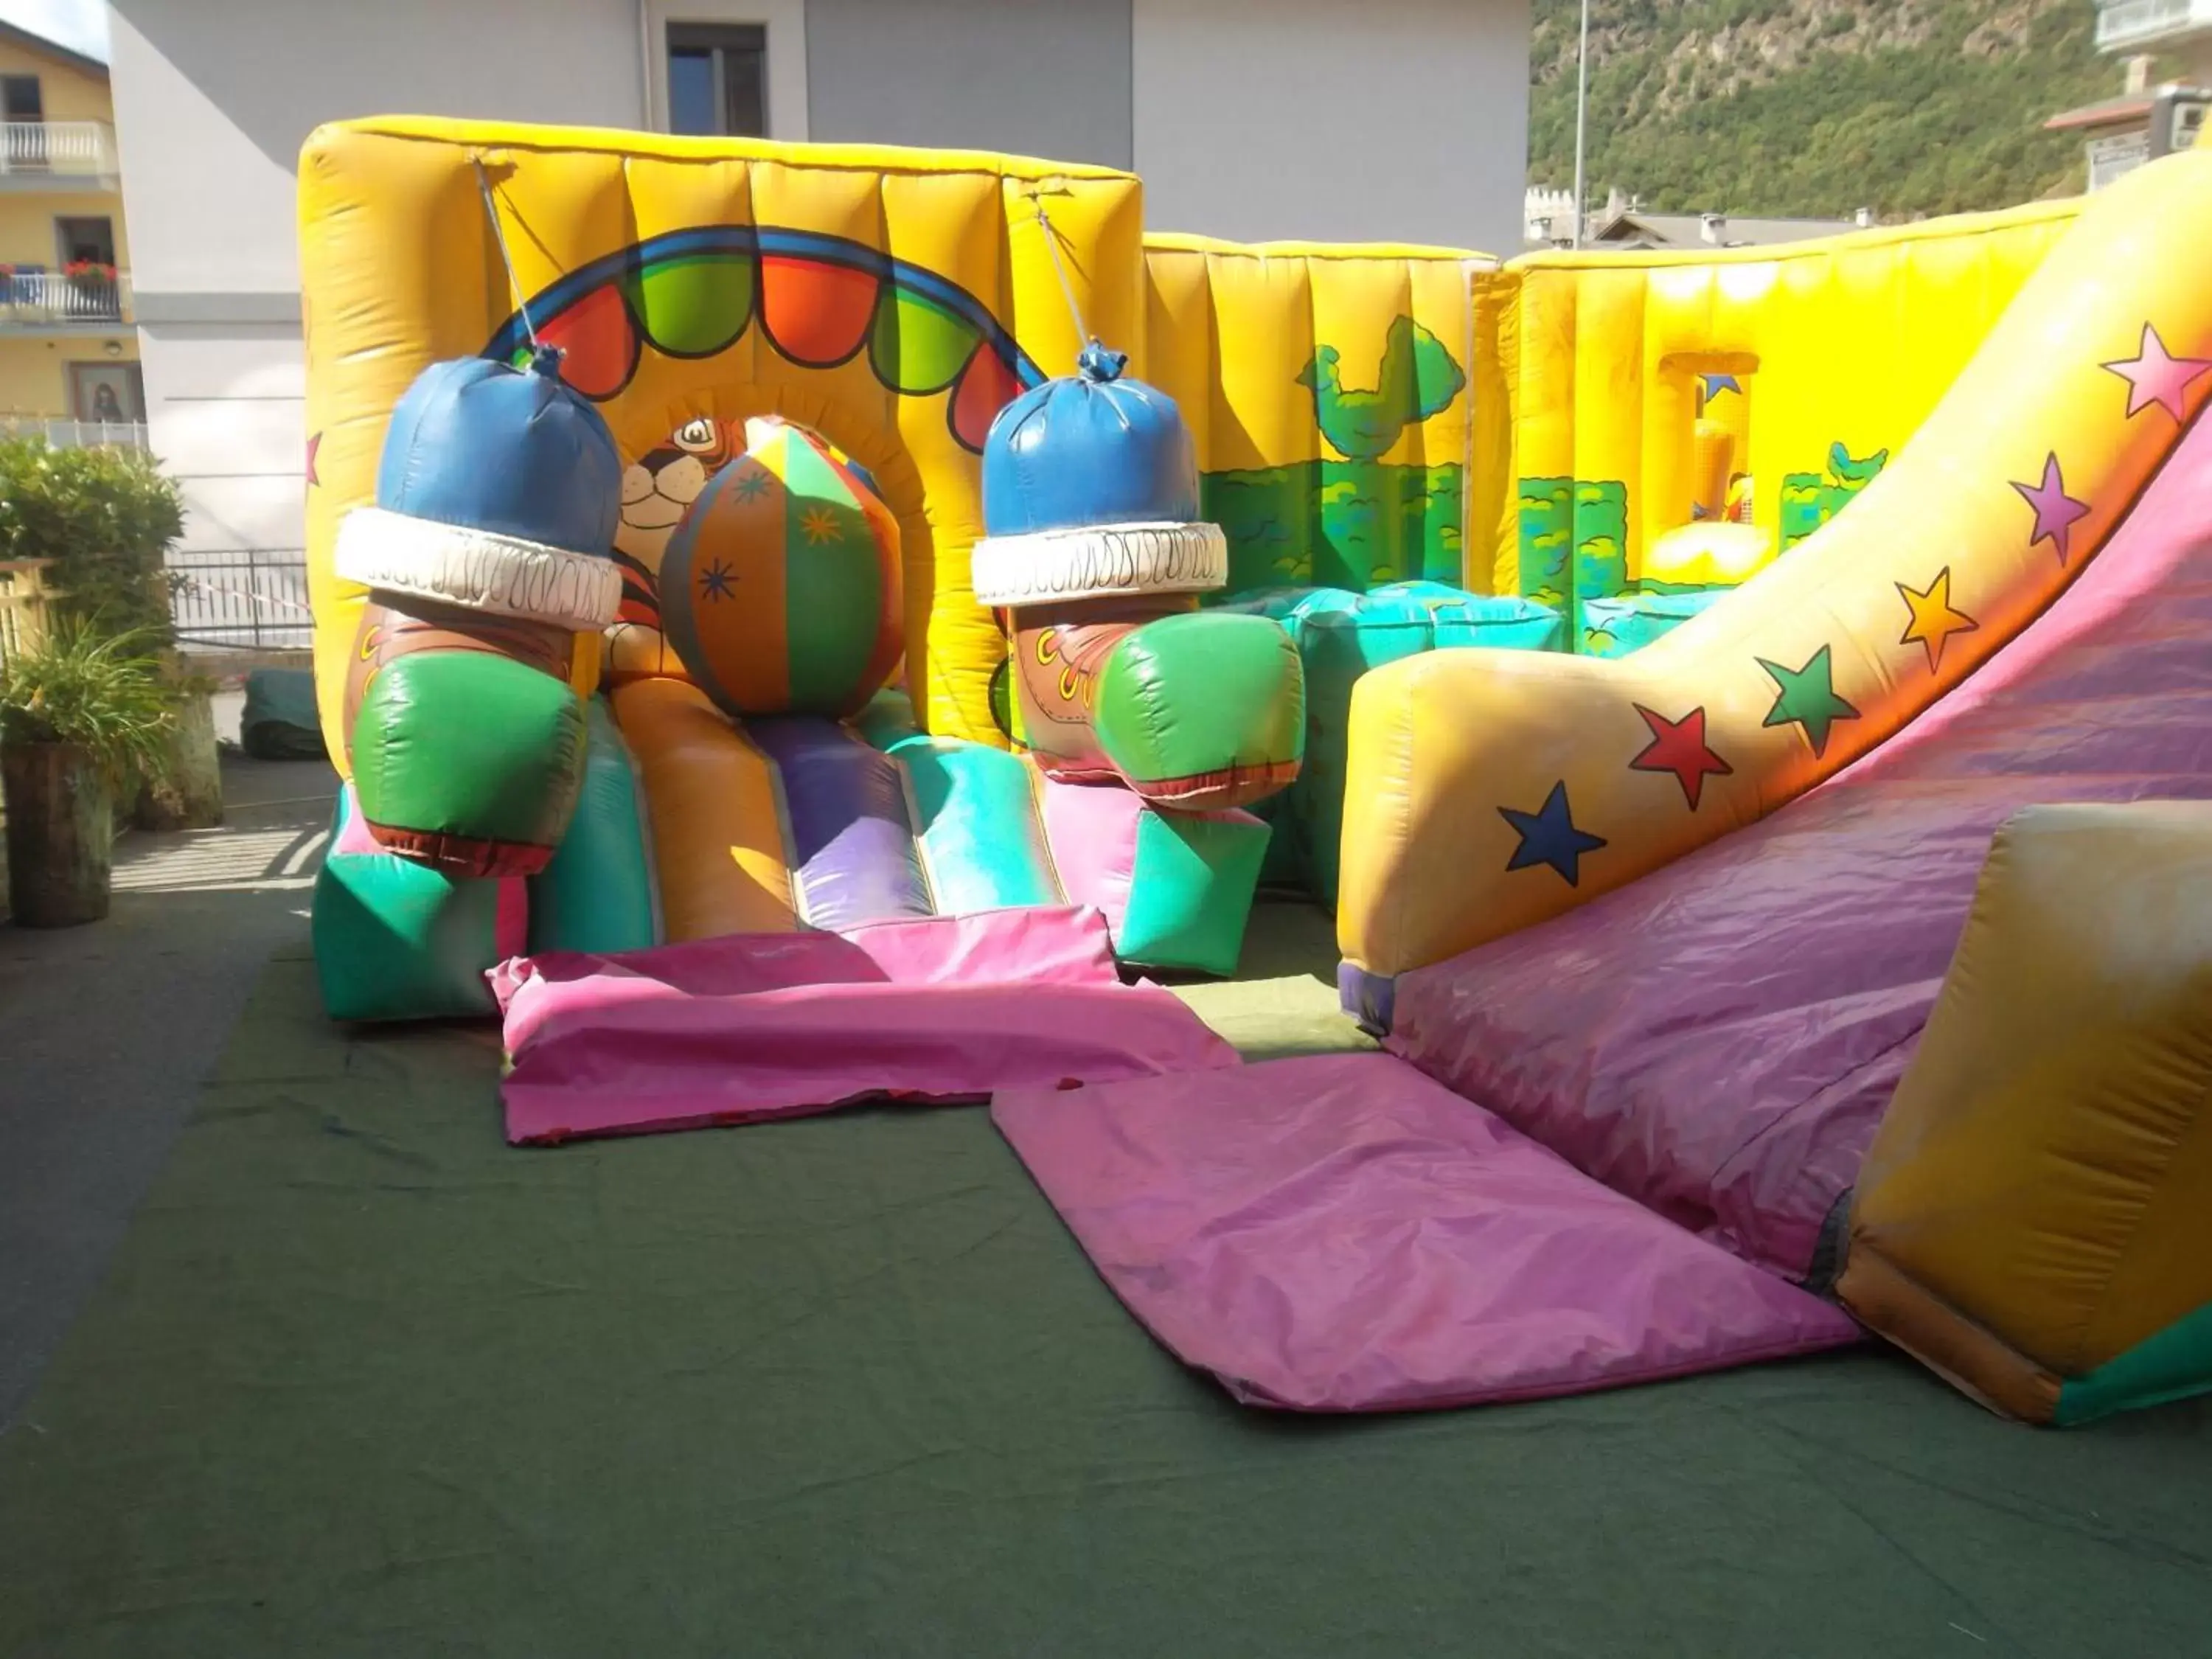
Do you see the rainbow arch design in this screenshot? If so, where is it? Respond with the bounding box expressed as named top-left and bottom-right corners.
top-left (483, 226), bottom-right (1046, 453)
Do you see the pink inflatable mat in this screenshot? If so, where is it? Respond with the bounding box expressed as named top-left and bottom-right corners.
top-left (493, 906), bottom-right (1241, 1145)
top-left (995, 1051), bottom-right (1860, 1412)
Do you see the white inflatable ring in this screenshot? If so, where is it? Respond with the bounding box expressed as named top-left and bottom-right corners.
top-left (970, 520), bottom-right (1228, 608)
top-left (335, 505), bottom-right (624, 631)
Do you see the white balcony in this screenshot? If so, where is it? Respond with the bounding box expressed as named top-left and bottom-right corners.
top-left (2097, 0), bottom-right (2212, 52)
top-left (0, 119), bottom-right (119, 185)
top-left (0, 269), bottom-right (133, 331)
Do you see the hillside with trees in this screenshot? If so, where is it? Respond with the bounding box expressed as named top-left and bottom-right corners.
top-left (1529, 1), bottom-right (2132, 220)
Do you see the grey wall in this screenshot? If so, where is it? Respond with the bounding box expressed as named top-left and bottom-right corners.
top-left (804, 0), bottom-right (1132, 167)
top-left (113, 0), bottom-right (644, 301)
top-left (1133, 0), bottom-right (1530, 253)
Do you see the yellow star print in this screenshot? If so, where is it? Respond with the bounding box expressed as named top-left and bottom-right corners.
top-left (1896, 567), bottom-right (1978, 673)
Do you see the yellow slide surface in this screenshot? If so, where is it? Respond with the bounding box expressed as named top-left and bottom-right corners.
top-left (1340, 152), bottom-right (2212, 981)
top-left (611, 678), bottom-right (798, 940)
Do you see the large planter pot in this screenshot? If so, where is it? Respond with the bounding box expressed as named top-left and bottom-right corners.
top-left (133, 684), bottom-right (223, 831)
top-left (3, 740), bottom-right (114, 927)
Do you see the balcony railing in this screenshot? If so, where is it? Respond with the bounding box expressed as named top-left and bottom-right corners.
top-left (2096, 0), bottom-right (2212, 50)
top-left (0, 269), bottom-right (133, 327)
top-left (0, 119), bottom-right (117, 178)
top-left (0, 417), bottom-right (147, 451)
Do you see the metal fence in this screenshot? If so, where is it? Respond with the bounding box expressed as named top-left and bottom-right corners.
top-left (168, 549), bottom-right (316, 650)
top-left (0, 270), bottom-right (132, 326)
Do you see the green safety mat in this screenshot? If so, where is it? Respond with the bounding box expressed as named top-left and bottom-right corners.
top-left (1, 908), bottom-right (2208, 1658)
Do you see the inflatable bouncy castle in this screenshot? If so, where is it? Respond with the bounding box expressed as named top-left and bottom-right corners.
top-left (308, 125), bottom-right (1315, 1010)
top-left (304, 118), bottom-right (2212, 1428)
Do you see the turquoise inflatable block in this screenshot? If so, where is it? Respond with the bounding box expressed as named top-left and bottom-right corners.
top-left (1214, 585), bottom-right (1363, 632)
top-left (1581, 588), bottom-right (1729, 658)
top-left (239, 667), bottom-right (326, 759)
top-left (856, 689), bottom-right (1061, 915)
top-left (1360, 580), bottom-right (1570, 653)
top-left (852, 687), bottom-right (922, 751)
top-left (313, 787), bottom-right (518, 1022)
top-left (1289, 585), bottom-right (1568, 906)
top-left (527, 697), bottom-right (660, 955)
top-left (1118, 808), bottom-right (1272, 977)
top-left (894, 737), bottom-right (1061, 914)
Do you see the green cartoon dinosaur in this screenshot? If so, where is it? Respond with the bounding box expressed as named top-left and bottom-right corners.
top-left (1297, 316), bottom-right (1467, 462)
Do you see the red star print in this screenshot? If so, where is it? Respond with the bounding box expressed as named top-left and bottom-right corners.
top-left (1629, 703), bottom-right (1733, 810)
top-left (305, 431), bottom-right (321, 488)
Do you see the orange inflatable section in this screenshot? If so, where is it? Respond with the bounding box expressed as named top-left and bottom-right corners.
top-left (610, 678), bottom-right (797, 939)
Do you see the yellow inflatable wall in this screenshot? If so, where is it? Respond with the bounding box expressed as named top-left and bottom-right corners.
top-left (1495, 198), bottom-right (2079, 636)
top-left (1338, 151), bottom-right (2212, 981)
top-left (301, 120), bottom-right (1501, 771)
top-left (1140, 236), bottom-right (1500, 596)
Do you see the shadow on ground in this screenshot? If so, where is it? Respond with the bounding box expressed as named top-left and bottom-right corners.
top-left (0, 754), bottom-right (336, 1422)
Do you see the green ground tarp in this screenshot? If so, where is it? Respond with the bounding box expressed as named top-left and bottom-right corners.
top-left (2, 911), bottom-right (2208, 1658)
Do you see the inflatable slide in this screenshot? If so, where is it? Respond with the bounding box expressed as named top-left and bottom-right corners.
top-left (299, 116), bottom-right (2212, 1427)
top-left (1008, 152), bottom-right (2212, 1425)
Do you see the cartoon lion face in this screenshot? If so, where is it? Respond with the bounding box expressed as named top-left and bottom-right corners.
top-left (605, 415), bottom-right (736, 684)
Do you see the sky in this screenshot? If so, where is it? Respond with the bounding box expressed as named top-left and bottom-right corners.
top-left (0, 0), bottom-right (107, 62)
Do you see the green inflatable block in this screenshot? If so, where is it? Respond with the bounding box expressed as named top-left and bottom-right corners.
top-left (313, 787), bottom-right (520, 1022)
top-left (1214, 588), bottom-right (1365, 884)
top-left (1117, 808), bottom-right (1273, 977)
top-left (1093, 610), bottom-right (1304, 801)
top-left (2054, 1298), bottom-right (2212, 1426)
top-left (352, 650), bottom-right (587, 866)
top-left (526, 696), bottom-right (661, 955)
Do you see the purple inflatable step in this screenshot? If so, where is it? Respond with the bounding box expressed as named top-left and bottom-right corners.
top-left (994, 1052), bottom-right (1859, 1412)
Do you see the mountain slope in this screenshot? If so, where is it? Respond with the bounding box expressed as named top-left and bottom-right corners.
top-left (1530, 1), bottom-right (2128, 220)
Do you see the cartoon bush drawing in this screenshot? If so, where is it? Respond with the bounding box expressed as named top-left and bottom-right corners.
top-left (1573, 479), bottom-right (1630, 608)
top-left (1517, 476), bottom-right (1573, 608)
top-left (1780, 442), bottom-right (1890, 550)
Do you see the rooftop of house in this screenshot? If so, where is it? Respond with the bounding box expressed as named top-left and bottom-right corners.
top-left (2045, 84), bottom-right (2211, 133)
top-left (1587, 209), bottom-right (1870, 250)
top-left (0, 18), bottom-right (107, 81)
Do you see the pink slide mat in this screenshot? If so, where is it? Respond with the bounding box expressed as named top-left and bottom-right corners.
top-left (493, 905), bottom-right (1241, 1145)
top-left (993, 1052), bottom-right (1860, 1413)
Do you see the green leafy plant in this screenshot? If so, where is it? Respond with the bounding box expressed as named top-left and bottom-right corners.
top-left (0, 617), bottom-right (179, 785)
top-left (0, 439), bottom-right (184, 644)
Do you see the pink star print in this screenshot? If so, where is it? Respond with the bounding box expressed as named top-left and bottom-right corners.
top-left (2011, 453), bottom-right (2091, 566)
top-left (2101, 323), bottom-right (2212, 422)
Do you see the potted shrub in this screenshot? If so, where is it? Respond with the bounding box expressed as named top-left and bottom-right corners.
top-left (133, 658), bottom-right (223, 830)
top-left (0, 620), bottom-right (175, 926)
